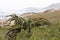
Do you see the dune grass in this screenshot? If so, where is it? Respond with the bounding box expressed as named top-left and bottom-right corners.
top-left (0, 22), bottom-right (60, 40)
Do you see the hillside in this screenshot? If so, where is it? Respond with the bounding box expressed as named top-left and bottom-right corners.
top-left (21, 9), bottom-right (60, 23)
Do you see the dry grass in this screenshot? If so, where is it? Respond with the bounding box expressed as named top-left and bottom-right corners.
top-left (23, 10), bottom-right (60, 23)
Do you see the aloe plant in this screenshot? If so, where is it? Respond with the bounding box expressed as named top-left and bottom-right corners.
top-left (5, 14), bottom-right (51, 40)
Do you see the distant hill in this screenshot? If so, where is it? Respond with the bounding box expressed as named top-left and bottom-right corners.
top-left (21, 9), bottom-right (60, 23)
top-left (44, 3), bottom-right (60, 10)
top-left (20, 3), bottom-right (60, 13)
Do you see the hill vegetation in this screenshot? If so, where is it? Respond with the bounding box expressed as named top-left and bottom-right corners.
top-left (0, 9), bottom-right (60, 40)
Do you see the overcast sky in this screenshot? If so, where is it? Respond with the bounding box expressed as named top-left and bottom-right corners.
top-left (0, 0), bottom-right (60, 15)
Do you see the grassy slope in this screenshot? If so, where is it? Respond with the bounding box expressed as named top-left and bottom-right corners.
top-left (16, 23), bottom-right (60, 40)
top-left (0, 10), bottom-right (60, 40)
